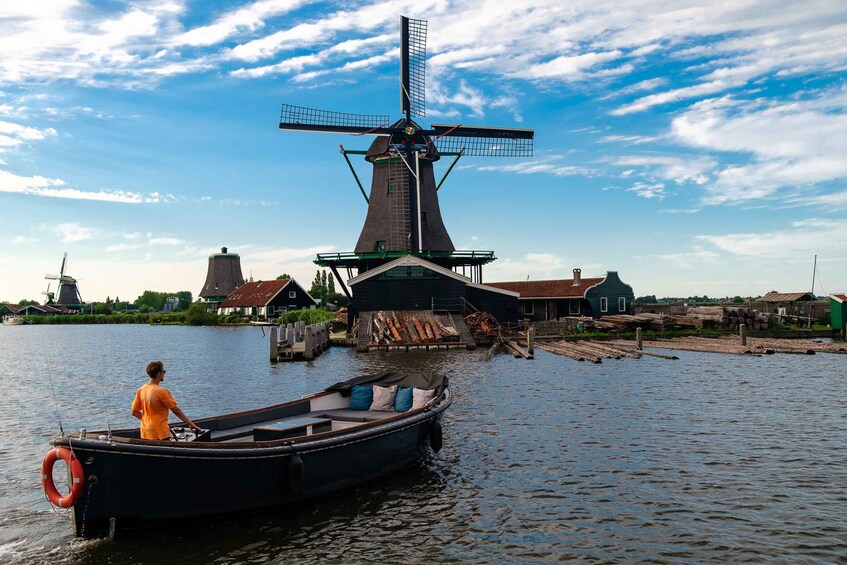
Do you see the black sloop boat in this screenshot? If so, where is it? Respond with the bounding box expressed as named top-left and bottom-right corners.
top-left (41, 372), bottom-right (450, 538)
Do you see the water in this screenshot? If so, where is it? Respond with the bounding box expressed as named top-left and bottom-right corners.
top-left (1, 325), bottom-right (845, 563)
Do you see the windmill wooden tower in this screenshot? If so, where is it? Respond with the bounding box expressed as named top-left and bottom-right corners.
top-left (45, 252), bottom-right (84, 308)
top-left (279, 16), bottom-right (533, 310)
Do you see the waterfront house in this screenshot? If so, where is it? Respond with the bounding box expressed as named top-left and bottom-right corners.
top-left (0, 304), bottom-right (22, 316)
top-left (486, 269), bottom-right (635, 321)
top-left (756, 291), bottom-right (817, 320)
top-left (218, 279), bottom-right (316, 319)
top-left (830, 294), bottom-right (847, 335)
top-left (346, 255), bottom-right (521, 323)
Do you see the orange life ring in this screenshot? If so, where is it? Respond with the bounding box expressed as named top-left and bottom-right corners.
top-left (41, 447), bottom-right (84, 508)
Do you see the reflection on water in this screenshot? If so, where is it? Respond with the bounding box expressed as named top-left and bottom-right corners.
top-left (1, 325), bottom-right (845, 563)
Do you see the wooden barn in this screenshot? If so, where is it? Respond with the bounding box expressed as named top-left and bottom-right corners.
top-left (347, 256), bottom-right (520, 323)
top-left (218, 279), bottom-right (316, 319)
top-left (486, 269), bottom-right (635, 321)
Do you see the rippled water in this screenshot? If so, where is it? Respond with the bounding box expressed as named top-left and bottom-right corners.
top-left (1, 325), bottom-right (845, 563)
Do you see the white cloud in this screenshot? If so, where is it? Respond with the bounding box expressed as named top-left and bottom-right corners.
top-left (0, 169), bottom-right (166, 203)
top-left (485, 252), bottom-right (571, 282)
top-left (53, 223), bottom-right (95, 243)
top-left (478, 156), bottom-right (591, 177)
top-left (627, 181), bottom-right (665, 199)
top-left (655, 247), bottom-right (721, 269)
top-left (670, 89), bottom-right (847, 204)
top-left (613, 155), bottom-right (716, 185)
top-left (697, 218), bottom-right (847, 259)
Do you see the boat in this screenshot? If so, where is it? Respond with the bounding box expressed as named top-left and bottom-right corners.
top-left (2, 315), bottom-right (24, 326)
top-left (40, 371), bottom-right (450, 538)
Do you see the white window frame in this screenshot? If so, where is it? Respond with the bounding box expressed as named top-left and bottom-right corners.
top-left (600, 297), bottom-right (608, 313)
top-left (618, 297), bottom-right (626, 312)
top-left (289, 290), bottom-right (296, 298)
top-left (523, 301), bottom-right (534, 315)
top-left (569, 300), bottom-right (580, 315)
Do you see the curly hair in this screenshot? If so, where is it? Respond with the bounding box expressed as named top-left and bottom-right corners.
top-left (146, 360), bottom-right (164, 378)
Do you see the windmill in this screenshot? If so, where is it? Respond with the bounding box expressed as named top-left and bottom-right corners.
top-left (42, 282), bottom-right (55, 305)
top-left (45, 252), bottom-right (84, 308)
top-left (279, 16), bottom-right (533, 290)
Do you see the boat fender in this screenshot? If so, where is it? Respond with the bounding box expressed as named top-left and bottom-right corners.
top-left (429, 420), bottom-right (443, 453)
top-left (289, 453), bottom-right (304, 498)
top-left (41, 447), bottom-right (84, 508)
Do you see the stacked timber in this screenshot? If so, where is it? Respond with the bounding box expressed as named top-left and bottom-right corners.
top-left (679, 306), bottom-right (772, 330)
top-left (370, 311), bottom-right (457, 346)
top-left (465, 312), bottom-right (520, 341)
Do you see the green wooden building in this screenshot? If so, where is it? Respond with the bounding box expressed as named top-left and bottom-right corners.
top-left (830, 294), bottom-right (847, 335)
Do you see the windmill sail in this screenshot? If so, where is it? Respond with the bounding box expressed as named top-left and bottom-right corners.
top-left (278, 15), bottom-right (534, 258)
top-left (401, 16), bottom-right (427, 118)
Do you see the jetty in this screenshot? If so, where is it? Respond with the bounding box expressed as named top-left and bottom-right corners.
top-left (269, 321), bottom-right (330, 362)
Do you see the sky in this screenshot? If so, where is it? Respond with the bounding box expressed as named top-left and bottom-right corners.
top-left (1, 0), bottom-right (846, 304)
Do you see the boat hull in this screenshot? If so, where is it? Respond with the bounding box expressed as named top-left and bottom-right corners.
top-left (54, 404), bottom-right (446, 537)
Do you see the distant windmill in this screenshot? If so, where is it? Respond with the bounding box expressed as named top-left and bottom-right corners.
top-left (42, 282), bottom-right (55, 305)
top-left (279, 16), bottom-right (533, 262)
top-left (45, 252), bottom-right (84, 307)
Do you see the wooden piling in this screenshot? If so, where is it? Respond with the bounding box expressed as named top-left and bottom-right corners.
top-left (636, 327), bottom-right (643, 350)
top-left (740, 323), bottom-right (747, 346)
top-left (269, 326), bottom-right (278, 362)
top-left (527, 327), bottom-right (535, 355)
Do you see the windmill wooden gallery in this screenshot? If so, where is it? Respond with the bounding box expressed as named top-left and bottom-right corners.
top-left (277, 16), bottom-right (534, 347)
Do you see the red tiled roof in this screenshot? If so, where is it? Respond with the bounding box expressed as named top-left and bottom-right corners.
top-left (759, 291), bottom-right (815, 303)
top-left (220, 279), bottom-right (292, 308)
top-left (1, 304), bottom-right (22, 314)
top-left (485, 277), bottom-right (604, 298)
top-left (831, 294), bottom-right (847, 302)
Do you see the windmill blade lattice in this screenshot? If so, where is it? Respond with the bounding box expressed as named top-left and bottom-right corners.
top-left (279, 104), bottom-right (391, 135)
top-left (401, 17), bottom-right (427, 118)
top-left (431, 124), bottom-right (534, 157)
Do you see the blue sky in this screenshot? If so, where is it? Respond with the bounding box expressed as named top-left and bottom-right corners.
top-left (1, 0), bottom-right (846, 303)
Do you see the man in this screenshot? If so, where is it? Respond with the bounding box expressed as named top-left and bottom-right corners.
top-left (131, 360), bottom-right (202, 440)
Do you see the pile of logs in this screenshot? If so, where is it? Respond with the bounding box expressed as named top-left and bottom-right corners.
top-left (370, 311), bottom-right (458, 345)
top-left (464, 312), bottom-right (520, 341)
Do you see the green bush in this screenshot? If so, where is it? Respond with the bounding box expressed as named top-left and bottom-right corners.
top-left (278, 308), bottom-right (334, 325)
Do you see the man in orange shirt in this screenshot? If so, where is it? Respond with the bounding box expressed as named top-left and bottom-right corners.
top-left (131, 360), bottom-right (202, 440)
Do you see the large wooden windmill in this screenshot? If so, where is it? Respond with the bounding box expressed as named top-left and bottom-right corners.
top-left (45, 252), bottom-right (84, 308)
top-left (279, 16), bottom-right (533, 296)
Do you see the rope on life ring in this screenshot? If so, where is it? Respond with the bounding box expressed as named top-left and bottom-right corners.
top-left (41, 447), bottom-right (84, 508)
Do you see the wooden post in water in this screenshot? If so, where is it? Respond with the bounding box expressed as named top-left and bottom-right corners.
top-left (304, 325), bottom-right (314, 360)
top-left (286, 323), bottom-right (294, 343)
top-left (269, 325), bottom-right (278, 362)
top-left (636, 327), bottom-right (643, 350)
top-left (527, 327), bottom-right (535, 355)
top-left (740, 323), bottom-right (747, 346)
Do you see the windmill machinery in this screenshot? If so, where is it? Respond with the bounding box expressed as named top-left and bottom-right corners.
top-left (278, 16), bottom-right (533, 286)
top-left (45, 252), bottom-right (84, 307)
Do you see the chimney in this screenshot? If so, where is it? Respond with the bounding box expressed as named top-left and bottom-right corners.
top-left (221, 246), bottom-right (228, 254)
top-left (572, 268), bottom-right (581, 286)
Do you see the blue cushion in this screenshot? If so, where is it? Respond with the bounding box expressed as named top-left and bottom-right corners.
top-left (394, 386), bottom-right (413, 412)
top-left (349, 385), bottom-right (373, 410)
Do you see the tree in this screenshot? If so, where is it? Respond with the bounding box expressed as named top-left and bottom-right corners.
top-left (276, 273), bottom-right (291, 280)
top-left (633, 295), bottom-right (657, 305)
top-left (17, 299), bottom-right (38, 306)
top-left (328, 273), bottom-right (336, 294)
top-left (310, 269), bottom-right (328, 302)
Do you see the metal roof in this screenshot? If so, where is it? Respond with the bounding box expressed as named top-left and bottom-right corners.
top-left (758, 291), bottom-right (815, 303)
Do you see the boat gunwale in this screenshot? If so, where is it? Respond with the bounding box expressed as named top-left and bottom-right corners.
top-left (50, 388), bottom-right (451, 458)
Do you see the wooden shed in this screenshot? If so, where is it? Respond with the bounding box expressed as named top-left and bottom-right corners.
top-left (347, 255), bottom-right (520, 323)
top-left (830, 294), bottom-right (847, 335)
top-left (219, 279), bottom-right (316, 319)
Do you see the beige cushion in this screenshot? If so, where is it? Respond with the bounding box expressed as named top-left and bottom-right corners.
top-left (369, 385), bottom-right (398, 411)
top-left (411, 388), bottom-right (436, 410)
